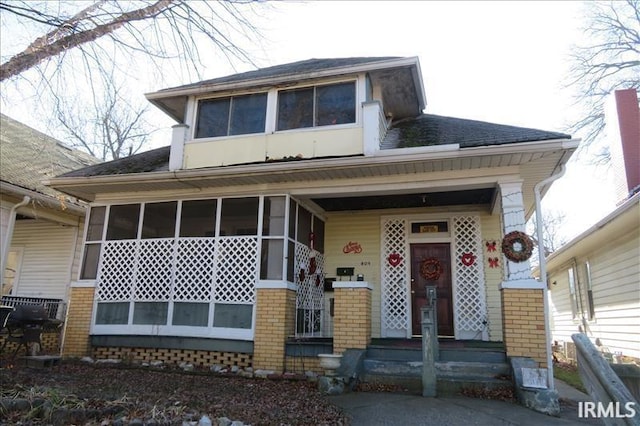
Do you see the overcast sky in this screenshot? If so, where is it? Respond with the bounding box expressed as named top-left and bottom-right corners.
top-left (0, 1), bottom-right (618, 242)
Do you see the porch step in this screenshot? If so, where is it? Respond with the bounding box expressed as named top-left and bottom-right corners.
top-left (366, 345), bottom-right (507, 364)
top-left (360, 358), bottom-right (512, 396)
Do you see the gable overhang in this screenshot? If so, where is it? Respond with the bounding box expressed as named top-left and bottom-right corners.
top-left (146, 57), bottom-right (426, 123)
top-left (46, 138), bottom-right (578, 217)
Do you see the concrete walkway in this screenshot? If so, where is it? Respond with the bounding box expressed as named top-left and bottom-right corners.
top-left (329, 379), bottom-right (602, 425)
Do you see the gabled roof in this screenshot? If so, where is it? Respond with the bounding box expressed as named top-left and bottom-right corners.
top-left (58, 114), bottom-right (570, 178)
top-left (0, 113), bottom-right (99, 205)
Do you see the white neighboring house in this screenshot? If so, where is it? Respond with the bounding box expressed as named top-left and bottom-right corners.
top-left (1, 113), bottom-right (99, 315)
top-left (546, 89), bottom-right (640, 361)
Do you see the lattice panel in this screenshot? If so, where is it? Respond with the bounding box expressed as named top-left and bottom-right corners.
top-left (381, 218), bottom-right (409, 335)
top-left (214, 237), bottom-right (257, 303)
top-left (295, 243), bottom-right (324, 337)
top-left (453, 216), bottom-right (487, 333)
top-left (96, 240), bottom-right (137, 301)
top-left (174, 238), bottom-right (216, 301)
top-left (134, 239), bottom-right (174, 301)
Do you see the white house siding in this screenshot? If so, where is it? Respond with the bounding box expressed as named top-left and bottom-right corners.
top-left (324, 208), bottom-right (504, 341)
top-left (9, 219), bottom-right (78, 300)
top-left (548, 224), bottom-right (640, 359)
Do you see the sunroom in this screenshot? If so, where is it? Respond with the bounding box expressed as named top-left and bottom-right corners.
top-left (82, 195), bottom-right (326, 344)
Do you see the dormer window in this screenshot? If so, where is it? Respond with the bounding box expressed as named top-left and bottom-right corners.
top-left (195, 92), bottom-right (267, 139)
top-left (277, 81), bottom-right (356, 131)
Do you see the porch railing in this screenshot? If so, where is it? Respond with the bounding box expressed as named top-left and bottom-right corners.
top-left (1, 296), bottom-right (66, 321)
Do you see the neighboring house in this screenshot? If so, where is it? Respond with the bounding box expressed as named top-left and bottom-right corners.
top-left (0, 113), bottom-right (99, 350)
top-left (47, 57), bottom-right (578, 375)
top-left (546, 89), bottom-right (640, 362)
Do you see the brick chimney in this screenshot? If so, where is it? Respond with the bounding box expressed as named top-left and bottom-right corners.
top-left (610, 89), bottom-right (640, 204)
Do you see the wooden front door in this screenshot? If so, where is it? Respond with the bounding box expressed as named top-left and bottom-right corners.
top-left (410, 243), bottom-right (454, 337)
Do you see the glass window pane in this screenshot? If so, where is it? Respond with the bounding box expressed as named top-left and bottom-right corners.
top-left (172, 302), bottom-right (209, 326)
top-left (230, 93), bottom-right (267, 135)
top-left (316, 82), bottom-right (356, 126)
top-left (107, 204), bottom-right (140, 240)
top-left (263, 196), bottom-right (286, 236)
top-left (196, 98), bottom-right (230, 138)
top-left (180, 199), bottom-right (217, 237)
top-left (260, 239), bottom-right (284, 280)
top-left (80, 243), bottom-right (101, 280)
top-left (220, 197), bottom-right (258, 236)
top-left (213, 303), bottom-right (252, 329)
top-left (86, 206), bottom-right (106, 241)
top-left (142, 202), bottom-right (177, 239)
top-left (277, 88), bottom-right (313, 130)
top-left (296, 206), bottom-right (312, 245)
top-left (95, 302), bottom-right (129, 324)
top-left (132, 302), bottom-right (168, 325)
top-left (313, 216), bottom-right (325, 253)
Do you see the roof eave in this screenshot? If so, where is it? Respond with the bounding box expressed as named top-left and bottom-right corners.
top-left (46, 137), bottom-right (577, 202)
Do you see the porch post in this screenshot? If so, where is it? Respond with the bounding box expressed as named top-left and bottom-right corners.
top-left (61, 284), bottom-right (96, 357)
top-left (497, 181), bottom-right (547, 368)
top-left (253, 283), bottom-right (297, 372)
top-left (332, 281), bottom-right (372, 353)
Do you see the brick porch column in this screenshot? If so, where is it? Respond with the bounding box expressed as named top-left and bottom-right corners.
top-left (61, 285), bottom-right (95, 357)
top-left (498, 181), bottom-right (548, 368)
top-left (253, 284), bottom-right (296, 372)
top-left (333, 281), bottom-right (372, 354)
top-left (501, 288), bottom-right (547, 367)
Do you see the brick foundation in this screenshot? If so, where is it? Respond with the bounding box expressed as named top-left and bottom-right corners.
top-left (61, 286), bottom-right (95, 357)
top-left (333, 284), bottom-right (372, 354)
top-left (252, 287), bottom-right (296, 371)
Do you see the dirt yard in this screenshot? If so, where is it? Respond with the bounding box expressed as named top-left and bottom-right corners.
top-left (0, 359), bottom-right (350, 425)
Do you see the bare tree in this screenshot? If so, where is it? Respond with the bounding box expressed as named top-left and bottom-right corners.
top-left (0, 1), bottom-right (269, 160)
top-left (49, 66), bottom-right (154, 160)
top-left (528, 210), bottom-right (567, 260)
top-left (567, 0), bottom-right (640, 162)
top-left (0, 1), bottom-right (265, 82)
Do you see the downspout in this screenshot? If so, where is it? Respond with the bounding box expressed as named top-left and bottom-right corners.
top-left (1, 195), bottom-right (31, 288)
top-left (533, 164), bottom-right (567, 391)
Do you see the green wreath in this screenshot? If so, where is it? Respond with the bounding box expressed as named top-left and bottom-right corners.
top-left (501, 231), bottom-right (534, 263)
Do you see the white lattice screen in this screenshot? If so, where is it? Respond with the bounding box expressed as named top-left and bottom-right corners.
top-left (96, 236), bottom-right (257, 304)
top-left (381, 218), bottom-right (409, 338)
top-left (295, 242), bottom-right (325, 337)
top-left (452, 216), bottom-right (488, 340)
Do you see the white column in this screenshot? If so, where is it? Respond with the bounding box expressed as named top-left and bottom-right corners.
top-left (169, 124), bottom-right (189, 171)
top-left (498, 181), bottom-right (542, 289)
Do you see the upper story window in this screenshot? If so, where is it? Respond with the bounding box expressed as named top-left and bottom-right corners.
top-left (195, 93), bottom-right (267, 139)
top-left (277, 81), bottom-right (356, 131)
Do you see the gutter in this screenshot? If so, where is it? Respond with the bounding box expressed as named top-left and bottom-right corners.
top-left (0, 181), bottom-right (86, 216)
top-left (1, 195), bottom-right (31, 287)
top-left (533, 163), bottom-right (568, 391)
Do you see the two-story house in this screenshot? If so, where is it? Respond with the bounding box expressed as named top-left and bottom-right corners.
top-left (47, 57), bottom-right (578, 379)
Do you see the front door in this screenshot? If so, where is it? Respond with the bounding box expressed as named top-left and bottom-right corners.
top-left (410, 243), bottom-right (454, 337)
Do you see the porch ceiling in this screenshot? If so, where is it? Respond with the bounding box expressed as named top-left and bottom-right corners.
top-left (311, 188), bottom-right (495, 211)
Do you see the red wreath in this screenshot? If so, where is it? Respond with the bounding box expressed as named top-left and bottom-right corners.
top-left (420, 257), bottom-right (443, 281)
top-left (309, 257), bottom-right (317, 274)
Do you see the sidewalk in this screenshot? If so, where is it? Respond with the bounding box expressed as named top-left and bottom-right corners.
top-left (329, 379), bottom-right (601, 426)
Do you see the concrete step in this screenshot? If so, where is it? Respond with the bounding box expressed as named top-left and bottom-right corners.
top-left (366, 346), bottom-right (507, 364)
top-left (360, 358), bottom-right (512, 395)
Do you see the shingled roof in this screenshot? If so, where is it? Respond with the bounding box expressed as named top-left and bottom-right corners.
top-left (0, 113), bottom-right (99, 201)
top-left (56, 114), bottom-right (571, 178)
top-left (382, 114), bottom-right (571, 149)
top-left (155, 57), bottom-right (400, 93)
